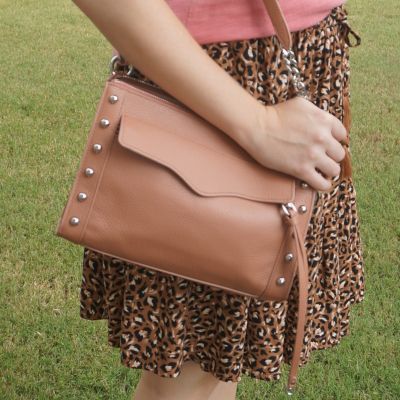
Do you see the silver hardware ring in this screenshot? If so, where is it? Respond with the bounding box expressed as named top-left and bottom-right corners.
top-left (282, 202), bottom-right (297, 218)
top-left (285, 385), bottom-right (297, 396)
top-left (110, 54), bottom-right (133, 76)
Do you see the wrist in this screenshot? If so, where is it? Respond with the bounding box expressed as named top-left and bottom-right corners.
top-left (229, 101), bottom-right (271, 158)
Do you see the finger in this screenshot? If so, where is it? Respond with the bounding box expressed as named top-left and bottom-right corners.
top-left (326, 137), bottom-right (346, 163)
top-left (302, 169), bottom-right (332, 191)
top-left (316, 156), bottom-right (341, 180)
top-left (330, 116), bottom-right (347, 142)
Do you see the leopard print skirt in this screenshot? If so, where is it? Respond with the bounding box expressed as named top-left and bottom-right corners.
top-left (80, 6), bottom-right (364, 382)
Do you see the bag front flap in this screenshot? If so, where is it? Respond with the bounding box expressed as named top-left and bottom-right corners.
top-left (118, 114), bottom-right (295, 203)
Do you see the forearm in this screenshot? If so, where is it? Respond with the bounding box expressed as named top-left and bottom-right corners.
top-left (72, 0), bottom-right (266, 152)
top-left (71, 0), bottom-right (348, 191)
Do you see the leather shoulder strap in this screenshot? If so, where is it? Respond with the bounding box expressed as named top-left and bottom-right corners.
top-left (262, 0), bottom-right (292, 49)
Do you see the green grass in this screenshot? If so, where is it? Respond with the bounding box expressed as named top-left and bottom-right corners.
top-left (0, 0), bottom-right (399, 398)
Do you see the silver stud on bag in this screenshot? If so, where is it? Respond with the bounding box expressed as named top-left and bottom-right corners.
top-left (109, 95), bottom-right (118, 104)
top-left (277, 277), bottom-right (286, 286)
top-left (85, 168), bottom-right (94, 177)
top-left (70, 217), bottom-right (80, 226)
top-left (285, 253), bottom-right (293, 262)
top-left (93, 144), bottom-right (102, 153)
top-left (78, 193), bottom-right (87, 201)
top-left (100, 119), bottom-right (110, 128)
top-left (299, 205), bottom-right (307, 214)
top-left (301, 182), bottom-right (308, 189)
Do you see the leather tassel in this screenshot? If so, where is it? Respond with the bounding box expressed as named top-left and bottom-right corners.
top-left (340, 94), bottom-right (352, 179)
top-left (283, 212), bottom-right (308, 394)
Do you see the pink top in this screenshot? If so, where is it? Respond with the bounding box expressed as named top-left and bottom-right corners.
top-left (165, 0), bottom-right (346, 44)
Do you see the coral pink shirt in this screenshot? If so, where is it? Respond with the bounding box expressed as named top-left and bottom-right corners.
top-left (165, 0), bottom-right (346, 44)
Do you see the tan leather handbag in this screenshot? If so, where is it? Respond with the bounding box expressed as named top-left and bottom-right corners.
top-left (57, 1), bottom-right (315, 394)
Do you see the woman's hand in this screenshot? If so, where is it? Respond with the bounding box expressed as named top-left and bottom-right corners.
top-left (243, 96), bottom-right (347, 191)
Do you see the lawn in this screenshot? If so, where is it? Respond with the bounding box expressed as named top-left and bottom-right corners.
top-left (0, 0), bottom-right (399, 399)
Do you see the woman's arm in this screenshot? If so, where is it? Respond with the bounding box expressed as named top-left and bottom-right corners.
top-left (71, 0), bottom-right (346, 190)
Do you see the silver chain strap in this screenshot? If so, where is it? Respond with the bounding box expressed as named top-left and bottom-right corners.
top-left (281, 47), bottom-right (308, 223)
top-left (110, 49), bottom-right (307, 99)
top-left (281, 47), bottom-right (308, 100)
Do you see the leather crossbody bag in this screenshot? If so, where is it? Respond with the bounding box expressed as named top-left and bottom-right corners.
top-left (57, 1), bottom-right (315, 394)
